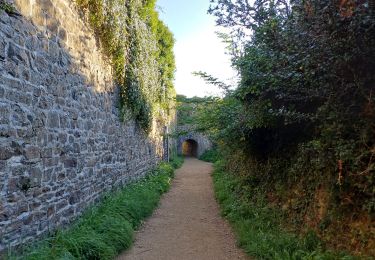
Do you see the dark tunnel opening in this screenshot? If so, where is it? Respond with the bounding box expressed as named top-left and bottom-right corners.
top-left (182, 139), bottom-right (198, 157)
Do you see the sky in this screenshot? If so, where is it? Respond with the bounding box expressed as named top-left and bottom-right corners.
top-left (156, 0), bottom-right (237, 97)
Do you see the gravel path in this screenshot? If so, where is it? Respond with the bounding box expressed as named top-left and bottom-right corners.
top-left (117, 158), bottom-right (248, 260)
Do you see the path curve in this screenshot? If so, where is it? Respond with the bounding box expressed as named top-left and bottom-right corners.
top-left (118, 158), bottom-right (248, 260)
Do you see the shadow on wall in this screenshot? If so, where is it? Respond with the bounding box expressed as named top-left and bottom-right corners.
top-left (0, 0), bottom-right (164, 252)
top-left (182, 139), bottom-right (198, 157)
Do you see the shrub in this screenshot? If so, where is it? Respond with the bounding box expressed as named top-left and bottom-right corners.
top-left (199, 149), bottom-right (221, 163)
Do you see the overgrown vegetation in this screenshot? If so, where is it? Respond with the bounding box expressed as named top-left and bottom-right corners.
top-left (213, 160), bottom-right (356, 260)
top-left (176, 95), bottom-right (214, 126)
top-left (0, 0), bottom-right (16, 14)
top-left (8, 157), bottom-right (183, 260)
top-left (195, 0), bottom-right (375, 256)
top-left (75, 0), bottom-right (176, 130)
top-left (199, 148), bottom-right (220, 163)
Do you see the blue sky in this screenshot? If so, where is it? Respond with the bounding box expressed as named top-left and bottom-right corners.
top-left (157, 0), bottom-right (237, 97)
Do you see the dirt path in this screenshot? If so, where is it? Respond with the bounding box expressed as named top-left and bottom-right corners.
top-left (117, 158), bottom-right (248, 260)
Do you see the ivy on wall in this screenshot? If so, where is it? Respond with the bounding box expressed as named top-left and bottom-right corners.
top-left (75, 0), bottom-right (176, 131)
top-left (0, 0), bottom-right (18, 14)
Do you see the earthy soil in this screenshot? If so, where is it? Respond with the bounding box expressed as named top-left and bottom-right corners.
top-left (117, 158), bottom-right (248, 260)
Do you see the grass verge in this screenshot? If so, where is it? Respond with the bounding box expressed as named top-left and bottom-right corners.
top-left (8, 157), bottom-right (184, 260)
top-left (199, 149), bottom-right (220, 163)
top-left (212, 160), bottom-right (357, 260)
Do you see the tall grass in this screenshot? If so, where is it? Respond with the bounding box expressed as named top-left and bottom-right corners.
top-left (212, 160), bottom-right (357, 260)
top-left (199, 149), bottom-right (220, 163)
top-left (8, 157), bottom-right (184, 260)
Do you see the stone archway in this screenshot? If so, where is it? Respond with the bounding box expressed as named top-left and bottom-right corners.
top-left (182, 139), bottom-right (198, 157)
top-left (177, 131), bottom-right (212, 158)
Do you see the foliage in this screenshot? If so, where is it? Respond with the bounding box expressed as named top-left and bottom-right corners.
top-left (212, 161), bottom-right (356, 260)
top-left (199, 148), bottom-right (221, 163)
top-left (75, 0), bottom-right (176, 131)
top-left (169, 156), bottom-right (184, 169)
top-left (0, 0), bottom-right (17, 14)
top-left (196, 0), bottom-right (375, 255)
top-left (176, 95), bottom-right (216, 126)
top-left (8, 157), bottom-right (184, 260)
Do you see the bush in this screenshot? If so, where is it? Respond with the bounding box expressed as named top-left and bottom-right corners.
top-left (212, 161), bottom-right (355, 260)
top-left (195, 1), bottom-right (375, 255)
top-left (199, 149), bottom-right (221, 163)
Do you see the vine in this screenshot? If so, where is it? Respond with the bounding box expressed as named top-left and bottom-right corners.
top-left (75, 0), bottom-right (176, 131)
top-left (0, 0), bottom-right (17, 15)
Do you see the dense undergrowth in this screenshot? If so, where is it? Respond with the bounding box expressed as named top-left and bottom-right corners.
top-left (212, 159), bottom-right (358, 260)
top-left (75, 0), bottom-right (176, 130)
top-left (8, 157), bottom-right (183, 260)
top-left (194, 0), bottom-right (375, 256)
top-left (199, 149), bottom-right (220, 163)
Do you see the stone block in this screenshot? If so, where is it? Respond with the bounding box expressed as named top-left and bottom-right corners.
top-left (58, 133), bottom-right (67, 144)
top-left (16, 203), bottom-right (28, 216)
top-left (0, 140), bottom-right (22, 161)
top-left (0, 37), bottom-right (6, 61)
top-left (47, 111), bottom-right (59, 128)
top-left (48, 40), bottom-right (59, 63)
top-left (42, 157), bottom-right (58, 168)
top-left (0, 85), bottom-right (4, 98)
top-left (25, 35), bottom-right (38, 51)
top-left (13, 34), bottom-right (25, 47)
top-left (3, 59), bottom-right (20, 77)
top-left (29, 167), bottom-right (42, 185)
top-left (0, 23), bottom-right (13, 39)
top-left (0, 145), bottom-right (12, 161)
top-left (41, 148), bottom-right (52, 158)
top-left (56, 200), bottom-right (68, 211)
top-left (68, 192), bottom-right (80, 205)
top-left (37, 96), bottom-right (52, 109)
top-left (23, 146), bottom-right (40, 161)
top-left (0, 125), bottom-right (15, 138)
top-left (64, 157), bottom-right (77, 168)
top-left (47, 206), bottom-right (54, 217)
top-left (0, 103), bottom-right (9, 124)
top-left (7, 43), bottom-right (28, 64)
top-left (34, 54), bottom-right (48, 73)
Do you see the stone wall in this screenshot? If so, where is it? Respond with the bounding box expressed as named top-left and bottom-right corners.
top-left (177, 126), bottom-right (212, 158)
top-left (0, 0), bottom-right (170, 251)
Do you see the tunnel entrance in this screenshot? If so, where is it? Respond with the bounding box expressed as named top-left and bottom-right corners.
top-left (182, 139), bottom-right (198, 157)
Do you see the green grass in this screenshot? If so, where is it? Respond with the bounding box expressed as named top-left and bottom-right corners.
top-left (8, 157), bottom-right (184, 260)
top-left (199, 149), bottom-right (221, 163)
top-left (169, 156), bottom-right (184, 169)
top-left (212, 160), bottom-right (356, 260)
